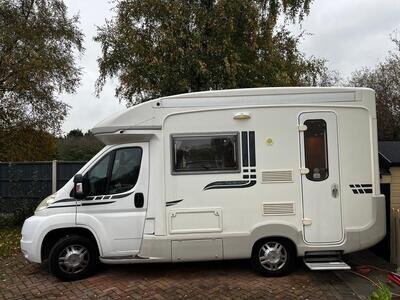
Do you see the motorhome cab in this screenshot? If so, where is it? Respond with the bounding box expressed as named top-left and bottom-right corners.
top-left (21, 87), bottom-right (385, 280)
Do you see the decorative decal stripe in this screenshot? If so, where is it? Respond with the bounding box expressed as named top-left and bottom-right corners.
top-left (349, 184), bottom-right (373, 194)
top-left (249, 131), bottom-right (256, 167)
top-left (48, 204), bottom-right (77, 209)
top-left (54, 198), bottom-right (75, 204)
top-left (82, 201), bottom-right (115, 206)
top-left (49, 201), bottom-right (115, 209)
top-left (112, 191), bottom-right (134, 199)
top-left (55, 192), bottom-right (133, 203)
top-left (204, 131), bottom-right (257, 191)
top-left (241, 132), bottom-right (249, 167)
top-left (204, 180), bottom-right (256, 191)
top-left (166, 199), bottom-right (183, 207)
top-left (350, 184), bottom-right (372, 188)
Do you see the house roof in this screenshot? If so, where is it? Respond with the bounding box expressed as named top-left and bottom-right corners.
top-left (379, 141), bottom-right (400, 167)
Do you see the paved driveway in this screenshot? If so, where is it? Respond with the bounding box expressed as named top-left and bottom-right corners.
top-left (0, 255), bottom-right (357, 299)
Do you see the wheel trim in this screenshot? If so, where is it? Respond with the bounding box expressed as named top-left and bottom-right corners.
top-left (58, 244), bottom-right (90, 275)
top-left (258, 241), bottom-right (288, 271)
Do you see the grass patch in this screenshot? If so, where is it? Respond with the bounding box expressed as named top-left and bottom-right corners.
top-left (0, 227), bottom-right (21, 257)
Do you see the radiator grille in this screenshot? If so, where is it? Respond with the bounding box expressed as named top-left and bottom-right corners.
top-left (263, 203), bottom-right (295, 215)
top-left (261, 170), bottom-right (293, 183)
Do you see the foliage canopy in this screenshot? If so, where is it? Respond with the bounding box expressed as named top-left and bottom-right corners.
top-left (56, 130), bottom-right (104, 161)
top-left (0, 0), bottom-right (84, 133)
top-left (95, 0), bottom-right (334, 105)
top-left (0, 126), bottom-right (57, 161)
top-left (349, 37), bottom-right (400, 141)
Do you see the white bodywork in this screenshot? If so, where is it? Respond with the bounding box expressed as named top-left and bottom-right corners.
top-left (21, 87), bottom-right (386, 264)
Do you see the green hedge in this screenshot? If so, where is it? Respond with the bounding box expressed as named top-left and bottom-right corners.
top-left (0, 201), bottom-right (37, 227)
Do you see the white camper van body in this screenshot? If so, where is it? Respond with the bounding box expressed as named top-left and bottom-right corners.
top-left (21, 87), bottom-right (385, 275)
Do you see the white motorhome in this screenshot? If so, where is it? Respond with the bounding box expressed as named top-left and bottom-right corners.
top-left (21, 87), bottom-right (385, 281)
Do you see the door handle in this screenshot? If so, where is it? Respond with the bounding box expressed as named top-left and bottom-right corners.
top-left (331, 184), bottom-right (339, 198)
top-left (134, 193), bottom-right (144, 208)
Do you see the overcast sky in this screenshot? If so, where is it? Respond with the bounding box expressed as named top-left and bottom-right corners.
top-left (61, 0), bottom-right (400, 134)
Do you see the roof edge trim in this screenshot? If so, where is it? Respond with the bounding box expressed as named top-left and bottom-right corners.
top-left (92, 125), bottom-right (162, 135)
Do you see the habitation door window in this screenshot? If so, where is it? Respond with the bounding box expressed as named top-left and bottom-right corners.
top-left (172, 133), bottom-right (239, 174)
top-left (84, 147), bottom-right (142, 196)
top-left (304, 119), bottom-right (329, 181)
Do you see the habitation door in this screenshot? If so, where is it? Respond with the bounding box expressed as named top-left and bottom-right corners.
top-left (299, 112), bottom-right (343, 244)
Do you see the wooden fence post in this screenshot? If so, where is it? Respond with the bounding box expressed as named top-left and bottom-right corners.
top-left (396, 209), bottom-right (400, 266)
top-left (391, 208), bottom-right (396, 264)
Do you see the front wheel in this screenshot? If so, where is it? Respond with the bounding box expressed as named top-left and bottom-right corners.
top-left (49, 235), bottom-right (99, 281)
top-left (251, 238), bottom-right (295, 276)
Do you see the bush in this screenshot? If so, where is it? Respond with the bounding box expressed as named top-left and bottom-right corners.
top-left (0, 200), bottom-right (36, 228)
top-left (0, 213), bottom-right (15, 228)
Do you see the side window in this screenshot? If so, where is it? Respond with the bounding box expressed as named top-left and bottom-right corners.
top-left (304, 119), bottom-right (329, 181)
top-left (85, 152), bottom-right (111, 196)
top-left (172, 133), bottom-right (239, 174)
top-left (84, 147), bottom-right (142, 196)
top-left (109, 148), bottom-right (142, 194)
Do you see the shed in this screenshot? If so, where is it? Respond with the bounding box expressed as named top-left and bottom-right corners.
top-left (379, 141), bottom-right (400, 201)
top-left (378, 141), bottom-right (400, 262)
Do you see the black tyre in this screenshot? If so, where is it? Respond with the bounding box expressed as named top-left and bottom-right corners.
top-left (48, 235), bottom-right (99, 281)
top-left (251, 238), bottom-right (295, 276)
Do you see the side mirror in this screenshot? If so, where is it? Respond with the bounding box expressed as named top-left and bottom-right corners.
top-left (74, 174), bottom-right (85, 199)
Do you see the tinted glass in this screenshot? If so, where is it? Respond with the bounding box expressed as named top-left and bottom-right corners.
top-left (85, 152), bottom-right (111, 196)
top-left (109, 148), bottom-right (142, 194)
top-left (172, 134), bottom-right (239, 173)
top-left (304, 119), bottom-right (329, 181)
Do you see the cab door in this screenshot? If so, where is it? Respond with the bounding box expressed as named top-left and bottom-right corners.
top-left (76, 143), bottom-right (149, 256)
top-left (299, 112), bottom-right (343, 244)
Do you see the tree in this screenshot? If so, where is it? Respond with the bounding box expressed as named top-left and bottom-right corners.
top-left (0, 127), bottom-right (57, 161)
top-left (0, 0), bottom-right (84, 134)
top-left (349, 37), bottom-right (400, 141)
top-left (56, 130), bottom-right (104, 161)
top-left (95, 0), bottom-right (333, 106)
top-left (66, 129), bottom-right (84, 138)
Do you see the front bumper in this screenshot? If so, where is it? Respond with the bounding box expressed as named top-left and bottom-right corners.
top-left (20, 215), bottom-right (46, 263)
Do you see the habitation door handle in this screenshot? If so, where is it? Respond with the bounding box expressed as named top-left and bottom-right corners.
top-left (331, 184), bottom-right (339, 198)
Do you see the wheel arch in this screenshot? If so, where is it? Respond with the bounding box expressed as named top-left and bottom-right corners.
top-left (249, 222), bottom-right (302, 257)
top-left (41, 226), bottom-right (101, 261)
top-left (251, 236), bottom-right (298, 258)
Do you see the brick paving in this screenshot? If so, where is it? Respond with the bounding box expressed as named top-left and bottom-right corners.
top-left (0, 255), bottom-right (358, 299)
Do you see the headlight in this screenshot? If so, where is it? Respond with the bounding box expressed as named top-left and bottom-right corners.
top-left (35, 194), bottom-right (57, 212)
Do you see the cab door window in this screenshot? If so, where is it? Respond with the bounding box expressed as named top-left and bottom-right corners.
top-left (109, 148), bottom-right (142, 194)
top-left (85, 152), bottom-right (111, 195)
top-left (84, 147), bottom-right (142, 196)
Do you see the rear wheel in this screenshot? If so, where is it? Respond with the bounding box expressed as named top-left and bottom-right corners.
top-left (251, 238), bottom-right (295, 276)
top-left (49, 235), bottom-right (99, 281)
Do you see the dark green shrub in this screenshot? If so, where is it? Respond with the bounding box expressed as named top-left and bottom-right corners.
top-left (0, 200), bottom-right (37, 227)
